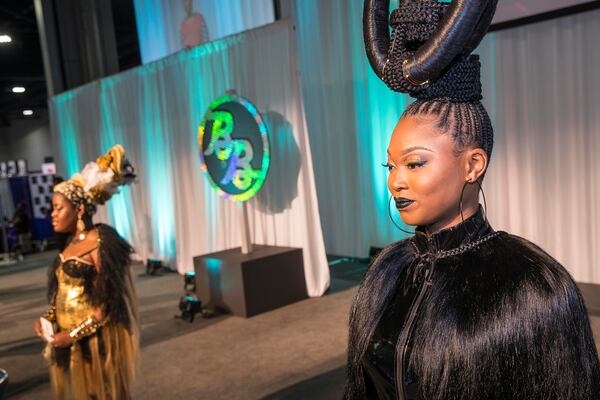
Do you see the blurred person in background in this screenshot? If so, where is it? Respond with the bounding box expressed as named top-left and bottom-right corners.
top-left (34, 145), bottom-right (139, 400)
top-left (180, 0), bottom-right (209, 49)
top-left (10, 202), bottom-right (31, 260)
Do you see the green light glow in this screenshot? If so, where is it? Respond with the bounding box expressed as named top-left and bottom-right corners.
top-left (347, 0), bottom-right (411, 245)
top-left (99, 79), bottom-right (134, 240)
top-left (140, 71), bottom-right (176, 260)
top-left (204, 111), bottom-right (235, 161)
top-left (204, 257), bottom-right (223, 272)
top-left (50, 18), bottom-right (274, 264)
top-left (53, 91), bottom-right (81, 177)
top-left (292, 0), bottom-right (413, 255)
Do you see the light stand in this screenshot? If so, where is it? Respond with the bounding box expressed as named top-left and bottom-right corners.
top-left (239, 201), bottom-right (252, 254)
top-left (176, 271), bottom-right (215, 322)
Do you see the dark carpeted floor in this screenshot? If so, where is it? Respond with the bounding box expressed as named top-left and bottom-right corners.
top-left (0, 252), bottom-right (598, 399)
top-left (0, 252), bottom-right (367, 400)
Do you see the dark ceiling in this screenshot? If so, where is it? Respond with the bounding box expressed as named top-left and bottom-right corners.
top-left (0, 0), bottom-right (140, 127)
top-left (0, 1), bottom-right (45, 125)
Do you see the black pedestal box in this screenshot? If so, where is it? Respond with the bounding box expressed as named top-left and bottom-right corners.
top-left (193, 245), bottom-right (307, 317)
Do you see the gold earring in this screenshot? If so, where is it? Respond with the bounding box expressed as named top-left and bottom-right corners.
top-left (77, 215), bottom-right (86, 241)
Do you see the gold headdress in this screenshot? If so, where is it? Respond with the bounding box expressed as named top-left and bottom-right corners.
top-left (54, 145), bottom-right (135, 215)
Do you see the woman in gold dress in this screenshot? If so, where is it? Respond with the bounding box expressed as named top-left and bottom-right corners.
top-left (34, 145), bottom-right (139, 399)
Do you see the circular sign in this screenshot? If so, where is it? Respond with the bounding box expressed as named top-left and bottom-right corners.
top-left (198, 94), bottom-right (270, 201)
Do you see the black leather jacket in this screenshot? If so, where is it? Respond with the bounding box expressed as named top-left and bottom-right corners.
top-left (345, 207), bottom-right (600, 400)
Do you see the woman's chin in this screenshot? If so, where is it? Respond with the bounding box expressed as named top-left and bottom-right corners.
top-left (398, 213), bottom-right (420, 228)
top-left (52, 226), bottom-right (69, 234)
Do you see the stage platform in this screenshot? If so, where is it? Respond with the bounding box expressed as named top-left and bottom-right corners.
top-left (0, 252), bottom-right (598, 399)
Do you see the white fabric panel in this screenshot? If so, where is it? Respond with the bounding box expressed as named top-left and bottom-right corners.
top-left (479, 9), bottom-right (600, 284)
top-left (49, 20), bottom-right (330, 296)
top-left (290, 0), bottom-right (411, 259)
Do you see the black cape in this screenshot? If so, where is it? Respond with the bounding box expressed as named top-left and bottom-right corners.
top-left (345, 207), bottom-right (600, 400)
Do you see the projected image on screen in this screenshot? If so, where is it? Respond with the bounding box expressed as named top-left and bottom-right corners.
top-left (134, 0), bottom-right (275, 64)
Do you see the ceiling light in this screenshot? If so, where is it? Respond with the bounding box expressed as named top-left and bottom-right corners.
top-left (12, 87), bottom-right (26, 93)
top-left (0, 35), bottom-right (11, 43)
top-left (23, 110), bottom-right (33, 116)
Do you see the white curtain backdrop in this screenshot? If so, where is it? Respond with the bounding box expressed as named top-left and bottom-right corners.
top-left (479, 10), bottom-right (600, 284)
top-left (291, 0), bottom-right (411, 258)
top-left (49, 20), bottom-right (330, 296)
top-left (288, 1), bottom-right (600, 284)
top-left (49, 4), bottom-right (600, 287)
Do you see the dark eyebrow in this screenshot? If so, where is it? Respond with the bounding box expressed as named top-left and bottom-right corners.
top-left (387, 146), bottom-right (434, 157)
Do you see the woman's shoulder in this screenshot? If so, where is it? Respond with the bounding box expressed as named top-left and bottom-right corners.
top-left (369, 238), bottom-right (415, 271)
top-left (60, 231), bottom-right (100, 258)
top-left (85, 228), bottom-right (100, 244)
top-left (94, 223), bottom-right (119, 238)
top-left (440, 232), bottom-right (584, 334)
top-left (484, 231), bottom-right (576, 294)
top-left (381, 237), bottom-right (414, 254)
top-left (493, 232), bottom-right (562, 266)
top-left (95, 224), bottom-right (130, 243)
top-left (94, 224), bottom-right (134, 255)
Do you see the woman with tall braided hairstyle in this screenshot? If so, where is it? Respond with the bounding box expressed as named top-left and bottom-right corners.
top-left (345, 1), bottom-right (600, 399)
top-left (33, 145), bottom-right (139, 399)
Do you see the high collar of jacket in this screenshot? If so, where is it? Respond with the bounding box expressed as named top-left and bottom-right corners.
top-left (413, 205), bottom-right (494, 256)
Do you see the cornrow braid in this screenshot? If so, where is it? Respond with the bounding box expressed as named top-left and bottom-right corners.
top-left (402, 98), bottom-right (494, 160)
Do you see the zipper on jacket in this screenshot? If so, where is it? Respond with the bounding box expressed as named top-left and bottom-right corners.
top-left (394, 254), bottom-right (435, 400)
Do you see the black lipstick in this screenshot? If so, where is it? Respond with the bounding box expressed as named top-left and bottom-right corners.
top-left (394, 197), bottom-right (415, 210)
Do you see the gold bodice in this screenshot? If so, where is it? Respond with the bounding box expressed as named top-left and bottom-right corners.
top-left (55, 260), bottom-right (96, 331)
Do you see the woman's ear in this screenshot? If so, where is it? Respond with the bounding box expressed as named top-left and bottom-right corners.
top-left (78, 204), bottom-right (86, 218)
top-left (465, 148), bottom-right (488, 182)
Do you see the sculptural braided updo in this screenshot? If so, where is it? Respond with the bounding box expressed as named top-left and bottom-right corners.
top-left (364, 0), bottom-right (498, 159)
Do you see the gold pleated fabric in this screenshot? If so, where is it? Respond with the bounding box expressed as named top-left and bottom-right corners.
top-left (45, 265), bottom-right (139, 400)
top-left (55, 265), bottom-right (96, 331)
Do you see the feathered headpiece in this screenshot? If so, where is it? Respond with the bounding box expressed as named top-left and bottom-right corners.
top-left (364, 0), bottom-right (498, 101)
top-left (54, 145), bottom-right (136, 215)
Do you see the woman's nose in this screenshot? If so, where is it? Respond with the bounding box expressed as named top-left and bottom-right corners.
top-left (389, 171), bottom-right (408, 194)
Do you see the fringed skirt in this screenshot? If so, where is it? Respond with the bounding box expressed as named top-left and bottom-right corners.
top-left (44, 323), bottom-right (138, 400)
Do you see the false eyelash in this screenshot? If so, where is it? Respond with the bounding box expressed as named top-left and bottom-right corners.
top-left (382, 162), bottom-right (395, 172)
top-left (407, 161), bottom-right (427, 169)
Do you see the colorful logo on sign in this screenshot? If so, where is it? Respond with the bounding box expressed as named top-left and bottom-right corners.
top-left (198, 94), bottom-right (270, 201)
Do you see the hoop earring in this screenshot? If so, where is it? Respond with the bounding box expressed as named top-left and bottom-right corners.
top-left (475, 179), bottom-right (489, 222)
top-left (459, 179), bottom-right (490, 237)
top-left (459, 179), bottom-right (477, 240)
top-left (461, 180), bottom-right (489, 219)
top-left (388, 195), bottom-right (415, 235)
